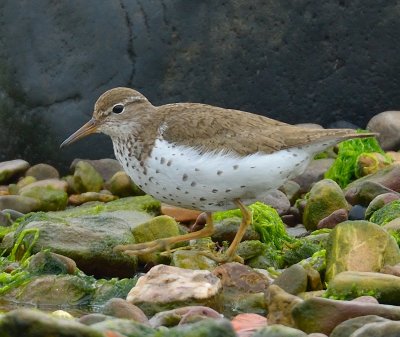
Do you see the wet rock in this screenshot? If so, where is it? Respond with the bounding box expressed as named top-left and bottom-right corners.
top-left (330, 315), bottom-right (390, 337)
top-left (304, 266), bottom-right (323, 291)
top-left (68, 192), bottom-right (118, 205)
top-left (4, 196), bottom-right (160, 277)
top-left (370, 199), bottom-right (400, 226)
top-left (72, 160), bottom-right (103, 193)
top-left (291, 296), bottom-right (400, 335)
top-left (161, 204), bottom-right (202, 223)
top-left (237, 240), bottom-right (268, 261)
top-left (280, 180), bottom-right (301, 205)
top-left (253, 324), bottom-right (307, 337)
top-left (149, 306), bottom-right (222, 327)
top-left (365, 193), bottom-right (400, 220)
top-left (27, 251), bottom-right (77, 275)
top-left (345, 181), bottom-right (397, 207)
top-left (327, 271), bottom-right (400, 305)
top-left (0, 195), bottom-right (40, 213)
top-left (71, 158), bottom-right (122, 182)
top-left (0, 308), bottom-right (103, 337)
top-left (78, 313), bottom-right (110, 325)
top-left (20, 186), bottom-right (68, 211)
top-left (105, 171), bottom-right (144, 197)
top-left (266, 285), bottom-right (302, 327)
top-left (273, 264), bottom-right (308, 295)
top-left (131, 215), bottom-right (181, 264)
top-left (4, 274), bottom-right (95, 306)
top-left (293, 159), bottom-right (335, 194)
top-left (171, 250), bottom-right (218, 270)
top-left (345, 164), bottom-right (400, 201)
top-left (19, 178), bottom-right (68, 193)
top-left (302, 179), bottom-right (349, 231)
top-left (0, 159), bottom-right (30, 183)
top-left (25, 163), bottom-right (60, 180)
top-left (325, 220), bottom-right (400, 281)
top-left (317, 208), bottom-right (348, 229)
top-left (127, 264), bottom-right (222, 316)
top-left (261, 189), bottom-right (291, 215)
top-left (348, 204), bottom-right (366, 220)
top-left (367, 111), bottom-right (400, 150)
top-left (231, 313), bottom-right (267, 337)
top-left (1, 208), bottom-right (24, 222)
top-left (212, 217), bottom-right (260, 243)
top-left (90, 318), bottom-right (156, 336)
top-left (350, 320), bottom-right (400, 337)
top-left (355, 152), bottom-right (392, 177)
top-left (102, 298), bottom-right (149, 324)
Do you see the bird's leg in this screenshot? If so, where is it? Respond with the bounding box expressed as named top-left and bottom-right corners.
top-left (114, 212), bottom-right (215, 256)
top-left (224, 198), bottom-right (252, 260)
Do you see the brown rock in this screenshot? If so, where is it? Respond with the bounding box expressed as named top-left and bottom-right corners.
top-left (231, 313), bottom-right (267, 337)
top-left (102, 298), bottom-right (149, 324)
top-left (317, 208), bottom-right (348, 229)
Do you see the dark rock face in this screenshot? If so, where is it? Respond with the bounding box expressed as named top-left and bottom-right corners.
top-left (1, 1), bottom-right (400, 169)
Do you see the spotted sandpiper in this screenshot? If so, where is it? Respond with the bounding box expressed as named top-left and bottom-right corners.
top-left (61, 87), bottom-right (376, 261)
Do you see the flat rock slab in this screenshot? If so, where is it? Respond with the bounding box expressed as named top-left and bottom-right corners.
top-left (127, 264), bottom-right (222, 316)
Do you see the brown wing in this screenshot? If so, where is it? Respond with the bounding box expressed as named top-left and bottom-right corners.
top-left (158, 103), bottom-right (373, 156)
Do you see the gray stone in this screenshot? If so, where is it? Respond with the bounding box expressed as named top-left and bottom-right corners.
top-left (102, 298), bottom-right (149, 324)
top-left (25, 163), bottom-right (60, 180)
top-left (350, 320), bottom-right (400, 337)
top-left (0, 195), bottom-right (40, 213)
top-left (253, 325), bottom-right (307, 337)
top-left (273, 264), bottom-right (308, 295)
top-left (367, 111), bottom-right (400, 151)
top-left (294, 159), bottom-right (335, 194)
top-left (0, 160), bottom-right (29, 183)
top-left (71, 159), bottom-right (122, 182)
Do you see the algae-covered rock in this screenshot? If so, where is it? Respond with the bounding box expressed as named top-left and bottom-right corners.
top-left (326, 271), bottom-right (400, 304)
top-left (365, 193), bottom-right (400, 220)
top-left (370, 199), bottom-right (400, 226)
top-left (273, 264), bottom-right (308, 295)
top-left (345, 181), bottom-right (396, 206)
top-left (16, 175), bottom-right (37, 189)
top-left (162, 318), bottom-right (236, 337)
top-left (20, 186), bottom-right (68, 211)
top-left (330, 315), bottom-right (390, 337)
top-left (253, 324), bottom-right (307, 337)
top-left (27, 251), bottom-right (77, 275)
top-left (0, 159), bottom-right (30, 183)
top-left (302, 179), bottom-right (349, 231)
top-left (91, 318), bottom-right (155, 336)
top-left (92, 277), bottom-right (137, 305)
top-left (349, 320), bottom-right (400, 337)
top-left (19, 178), bottom-right (68, 193)
top-left (73, 161), bottom-right (104, 193)
top-left (105, 171), bottom-right (144, 197)
top-left (171, 250), bottom-right (218, 270)
top-left (127, 265), bottom-right (222, 317)
top-left (325, 220), bottom-right (400, 281)
top-left (68, 192), bottom-right (118, 205)
top-left (237, 240), bottom-right (268, 261)
top-left (355, 152), bottom-right (392, 178)
top-left (0, 308), bottom-right (103, 337)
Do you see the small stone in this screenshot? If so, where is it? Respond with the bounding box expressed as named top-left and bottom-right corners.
top-left (72, 160), bottom-right (104, 193)
top-left (161, 204), bottom-right (202, 222)
top-left (71, 158), bottom-right (122, 181)
top-left (171, 250), bottom-right (218, 270)
top-left (317, 208), bottom-right (348, 229)
top-left (102, 298), bottom-right (149, 324)
top-left (28, 251), bottom-right (77, 275)
top-left (212, 217), bottom-right (260, 243)
top-left (149, 306), bottom-right (222, 328)
top-left (19, 178), bottom-right (68, 193)
top-left (355, 152), bottom-right (391, 177)
top-left (325, 220), bottom-right (400, 281)
top-left (90, 317), bottom-right (155, 336)
top-left (280, 180), bottom-right (301, 205)
top-left (105, 171), bottom-right (144, 197)
top-left (26, 163), bottom-right (60, 180)
top-left (348, 204), bottom-right (367, 220)
top-left (16, 175), bottom-right (37, 189)
top-left (273, 264), bottom-right (308, 295)
top-left (0, 195), bottom-right (40, 213)
top-left (0, 159), bottom-right (30, 183)
top-left (0, 211), bottom-right (12, 227)
top-left (79, 313), bottom-right (109, 325)
top-left (68, 192), bottom-right (118, 205)
top-left (126, 264), bottom-right (222, 316)
top-left (261, 189), bottom-right (290, 215)
top-left (367, 110), bottom-right (400, 150)
top-left (231, 313), bottom-right (267, 337)
top-left (20, 186), bottom-right (68, 211)
top-left (350, 320), bottom-right (400, 337)
top-left (51, 310), bottom-right (74, 319)
top-left (302, 179), bottom-right (349, 231)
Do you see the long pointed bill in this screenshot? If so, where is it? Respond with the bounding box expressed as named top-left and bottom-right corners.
top-left (60, 118), bottom-right (99, 148)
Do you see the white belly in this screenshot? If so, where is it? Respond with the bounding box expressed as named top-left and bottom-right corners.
top-left (115, 138), bottom-right (334, 211)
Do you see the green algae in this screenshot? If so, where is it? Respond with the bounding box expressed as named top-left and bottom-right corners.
top-left (324, 134), bottom-right (387, 188)
top-left (214, 201), bottom-right (293, 250)
top-left (370, 200), bottom-right (400, 226)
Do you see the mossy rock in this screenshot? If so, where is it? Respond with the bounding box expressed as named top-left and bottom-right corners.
top-left (370, 200), bottom-right (400, 226)
top-left (73, 161), bottom-right (103, 193)
top-left (20, 186), bottom-right (68, 211)
top-left (302, 179), bottom-right (349, 231)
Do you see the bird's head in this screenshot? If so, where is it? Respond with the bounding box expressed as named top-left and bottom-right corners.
top-left (60, 87), bottom-right (152, 147)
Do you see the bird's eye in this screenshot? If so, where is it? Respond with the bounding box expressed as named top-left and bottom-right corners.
top-left (112, 104), bottom-right (124, 114)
